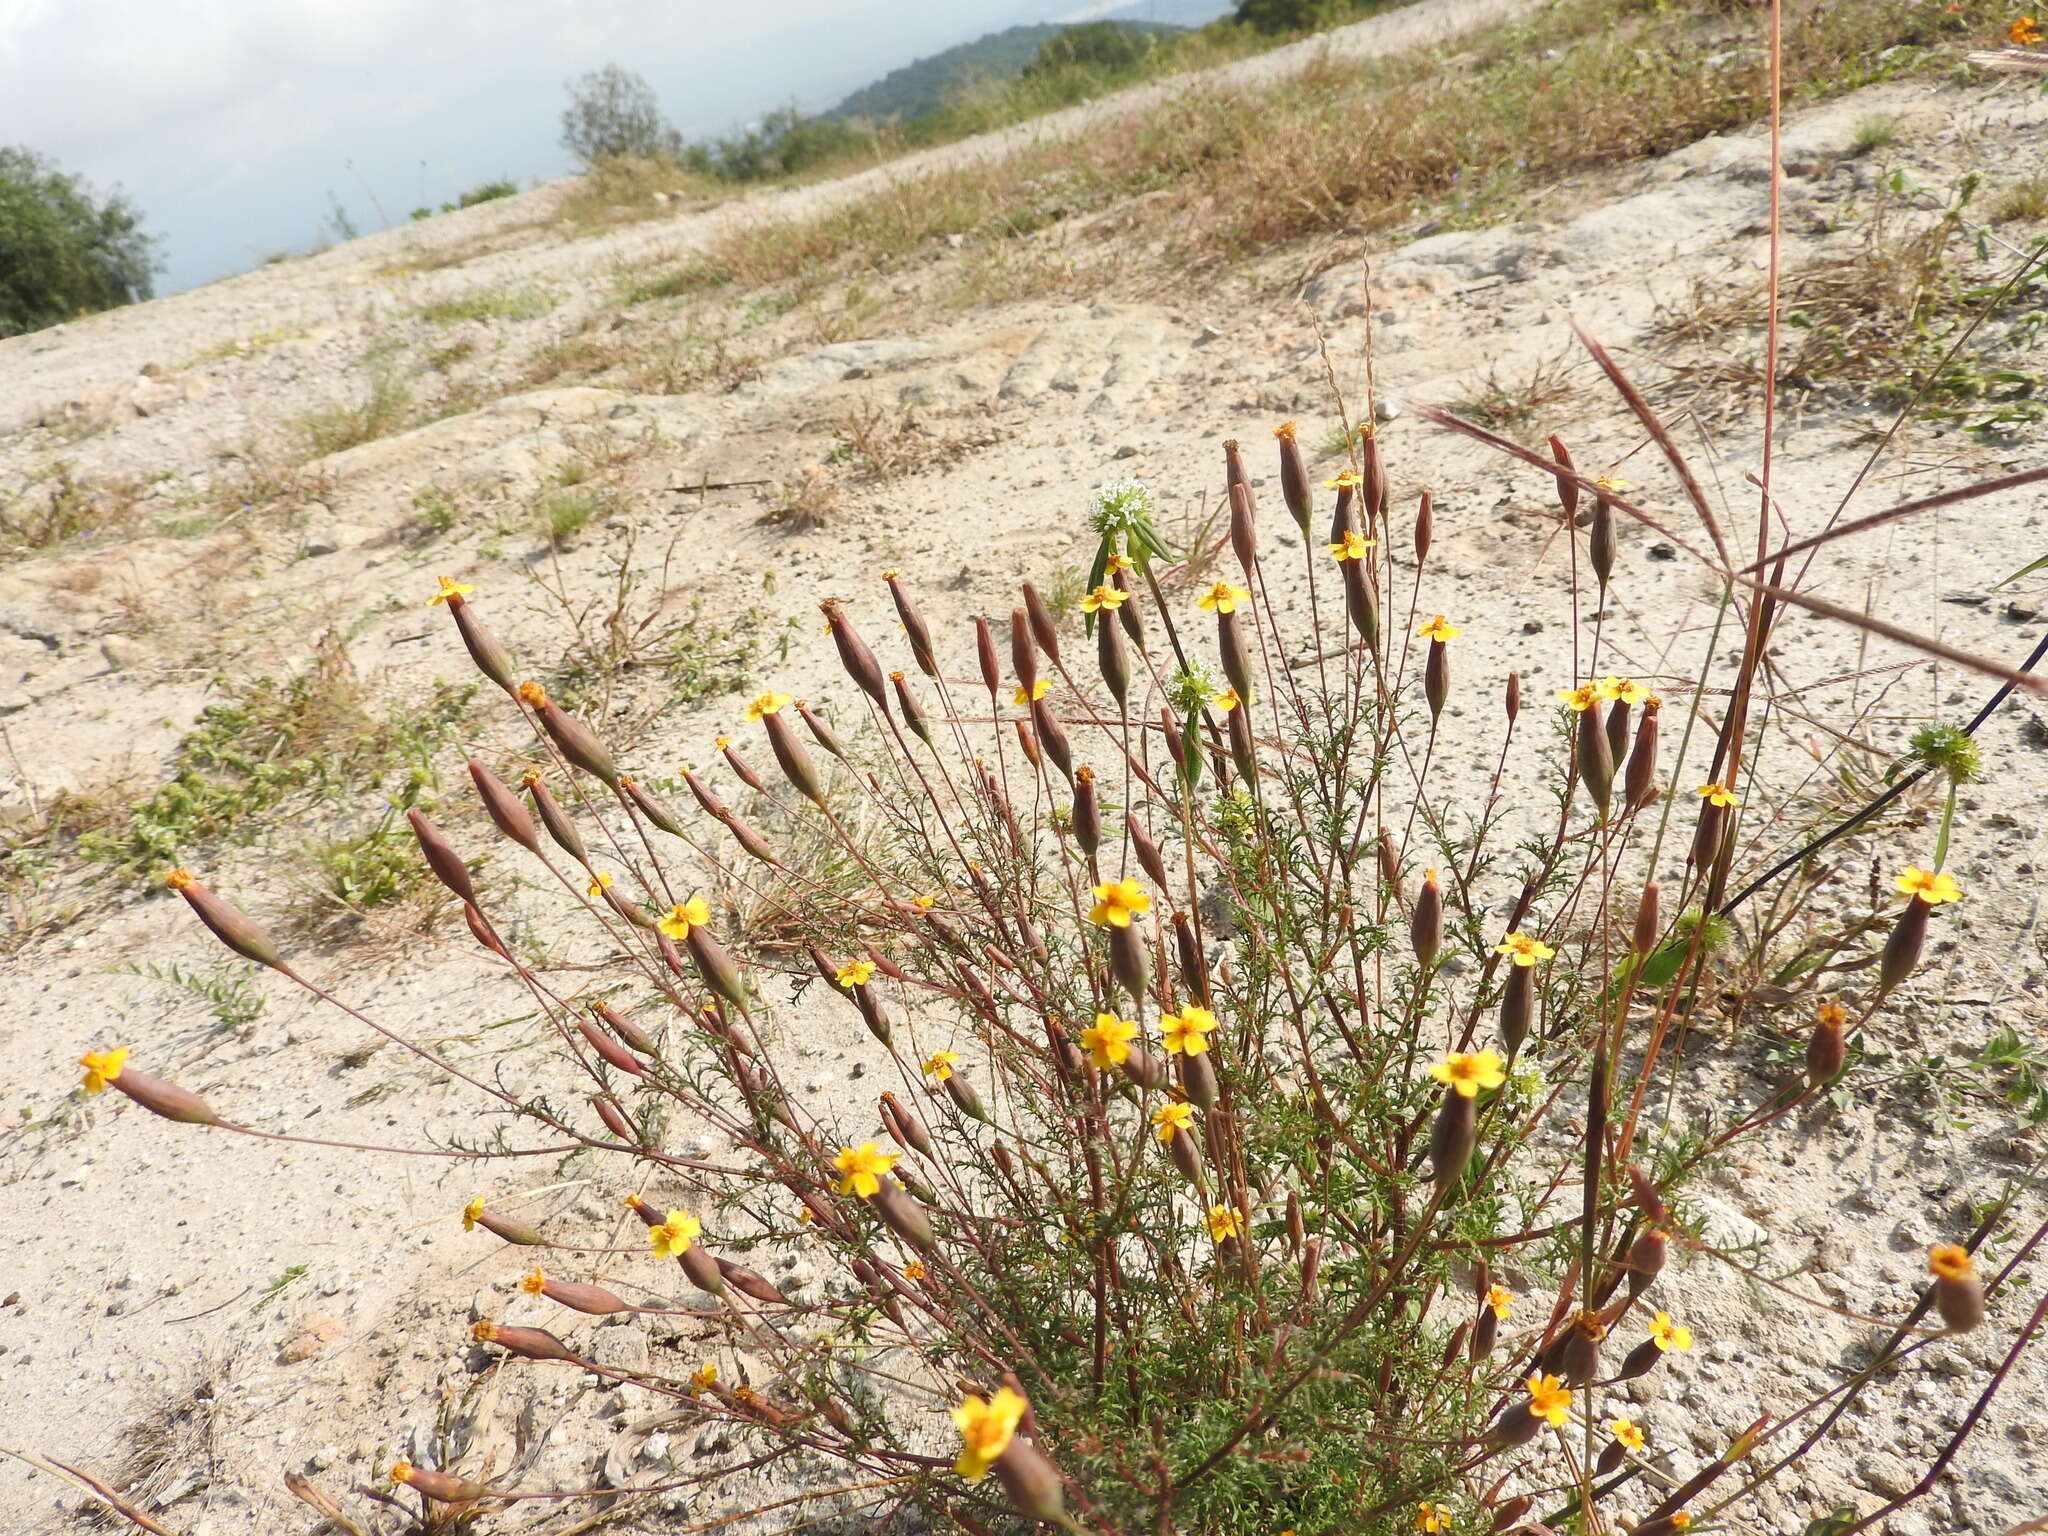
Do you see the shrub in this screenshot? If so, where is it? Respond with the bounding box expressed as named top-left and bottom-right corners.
top-left (103, 386), bottom-right (2037, 1533)
top-left (1022, 21), bottom-right (1160, 80)
top-left (0, 145), bottom-right (158, 338)
top-left (560, 64), bottom-right (681, 166)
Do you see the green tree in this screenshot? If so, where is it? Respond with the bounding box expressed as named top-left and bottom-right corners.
top-left (1234, 0), bottom-right (1355, 34)
top-left (559, 65), bottom-right (681, 165)
top-left (0, 146), bottom-right (158, 338)
top-left (1022, 21), bottom-right (1157, 79)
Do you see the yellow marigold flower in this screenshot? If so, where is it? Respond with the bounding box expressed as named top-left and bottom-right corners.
top-left (1105, 552), bottom-right (1135, 573)
top-left (461, 1196), bottom-right (487, 1232)
top-left (1896, 866), bottom-right (1962, 905)
top-left (833, 1141), bottom-right (899, 1198)
top-left (586, 872), bottom-right (613, 898)
top-left (78, 1047), bottom-right (128, 1094)
top-left (1495, 931), bottom-right (1555, 966)
top-left (656, 895), bottom-right (712, 941)
top-left (2012, 15), bottom-right (2044, 45)
top-left (649, 1209), bottom-right (701, 1258)
top-left (1274, 420), bottom-right (1299, 440)
top-left (714, 733), bottom-right (732, 750)
top-left (1598, 675), bottom-right (1652, 706)
top-left (1556, 683), bottom-right (1598, 712)
top-left (389, 1458), bottom-right (416, 1485)
top-left (901, 1259), bottom-right (926, 1280)
top-left (1199, 581), bottom-right (1251, 614)
top-left (521, 1268), bottom-right (548, 1294)
top-left (797, 1204), bottom-right (814, 1224)
top-left (1211, 686), bottom-right (1242, 712)
top-left (1416, 1503), bottom-right (1453, 1533)
top-left (1153, 1100), bottom-right (1196, 1142)
top-left (1649, 1311), bottom-right (1693, 1352)
top-left (427, 575), bottom-right (474, 605)
top-left (1611, 1418), bottom-right (1647, 1451)
top-left (953, 1386), bottom-right (1027, 1481)
top-left (163, 867), bottom-right (196, 891)
top-left (1525, 1372), bottom-right (1572, 1427)
top-left (1081, 1012), bottom-right (1139, 1069)
top-left (912, 893), bottom-right (936, 910)
top-left (923, 1050), bottom-right (959, 1081)
top-left (1486, 1284), bottom-right (1514, 1321)
top-left (836, 958), bottom-right (875, 988)
top-left (1929, 1243), bottom-right (1975, 1282)
top-left (1670, 1516), bottom-right (1693, 1532)
top-left (1088, 876), bottom-right (1150, 928)
top-left (1207, 1204), bottom-right (1245, 1242)
top-left (1594, 475), bottom-right (1630, 493)
top-left (745, 690), bottom-right (792, 722)
top-left (1160, 1004), bottom-right (1217, 1056)
top-left (1322, 470), bottom-right (1363, 490)
top-left (1081, 583), bottom-right (1129, 613)
top-left (1429, 1049), bottom-right (1507, 1098)
top-left (1417, 614), bottom-right (1461, 643)
top-left (691, 1361), bottom-right (718, 1392)
top-left (1695, 781), bottom-right (1738, 808)
top-left (1817, 998), bottom-right (1849, 1028)
top-left (517, 680), bottom-right (551, 708)
top-left (1328, 529), bottom-right (1374, 561)
top-left (1012, 678), bottom-right (1050, 705)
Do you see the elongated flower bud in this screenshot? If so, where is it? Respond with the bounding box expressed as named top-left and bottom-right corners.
top-left (1501, 963), bottom-right (1534, 1057)
top-left (1115, 566), bottom-right (1147, 648)
top-left (1361, 427), bottom-right (1388, 522)
top-left (472, 1320), bottom-right (576, 1362)
top-left (1429, 1088), bottom-right (1477, 1195)
top-left (716, 1258), bottom-right (789, 1305)
top-left (1228, 480), bottom-right (1259, 582)
top-left (524, 773), bottom-right (588, 865)
top-left (1424, 637), bottom-right (1449, 722)
top-left (1880, 894), bottom-right (1933, 992)
top-left (1807, 1008), bottom-right (1845, 1086)
top-left (1010, 608), bottom-right (1037, 697)
top-left (822, 600), bottom-right (889, 714)
top-left (720, 738), bottom-right (767, 793)
top-left (885, 571), bottom-right (938, 677)
top-left (762, 708), bottom-right (826, 806)
top-left (1108, 921), bottom-right (1149, 1002)
top-left (110, 1063), bottom-right (223, 1126)
top-left (1161, 703), bottom-right (1187, 778)
top-left (469, 761), bottom-right (539, 851)
top-left (1414, 490), bottom-right (1434, 565)
top-left (993, 1435), bottom-right (1069, 1528)
top-left (1181, 1049), bottom-right (1218, 1110)
top-left (724, 812), bottom-right (778, 866)
top-left (1341, 556), bottom-right (1379, 649)
top-left (1615, 1335), bottom-right (1664, 1381)
top-left (855, 985), bottom-right (892, 1047)
top-left (974, 615), bottom-right (1001, 696)
top-left (1218, 609), bottom-right (1254, 705)
top-left (1168, 1125), bottom-right (1203, 1182)
top-left (1690, 797), bottom-right (1727, 872)
top-left (1275, 421), bottom-right (1311, 531)
top-left (1226, 702), bottom-right (1256, 785)
top-left (678, 1241), bottom-right (726, 1296)
top-left (1626, 1226), bottom-right (1668, 1297)
top-left (1605, 698), bottom-right (1631, 769)
top-left (1031, 696), bottom-right (1073, 782)
top-left (1022, 581), bottom-right (1061, 665)
top-left (164, 869), bottom-right (284, 971)
top-left (1576, 702), bottom-right (1614, 815)
top-left (393, 1462), bottom-right (491, 1504)
top-left (464, 900), bottom-right (508, 958)
top-left (1012, 718), bottom-right (1040, 769)
top-left (1376, 827), bottom-right (1406, 907)
top-left (945, 1070), bottom-right (989, 1122)
top-left (520, 683), bottom-right (618, 787)
top-left (1411, 868), bottom-right (1443, 967)
top-left (621, 777), bottom-right (687, 838)
top-left (1548, 433), bottom-right (1579, 524)
top-left (592, 1093), bottom-right (636, 1142)
top-left (1505, 668), bottom-right (1521, 726)
top-left (594, 1002), bottom-right (655, 1055)
top-left (1633, 881), bottom-right (1661, 957)
top-left (1073, 767), bottom-right (1102, 855)
top-left (796, 700), bottom-right (848, 761)
top-left (406, 809), bottom-right (475, 904)
top-left (687, 924), bottom-right (748, 1008)
top-left (889, 671), bottom-right (931, 746)
top-left (881, 1092), bottom-right (933, 1158)
top-left (1625, 705), bottom-right (1660, 810)
top-left (1128, 818), bottom-right (1169, 889)
top-left (576, 1011), bottom-right (645, 1077)
top-left (1330, 480), bottom-right (1356, 545)
top-left (1590, 481), bottom-right (1617, 587)
top-left (1096, 605), bottom-right (1130, 704)
top-left (869, 1179), bottom-right (936, 1252)
top-left (529, 1270), bottom-right (632, 1315)
top-left (446, 593), bottom-right (516, 695)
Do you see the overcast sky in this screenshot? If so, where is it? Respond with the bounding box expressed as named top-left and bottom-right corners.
top-left (1, 0), bottom-right (1224, 297)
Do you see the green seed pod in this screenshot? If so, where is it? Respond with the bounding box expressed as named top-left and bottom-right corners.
top-left (854, 985), bottom-right (892, 1047)
top-left (165, 870), bottom-right (284, 971)
top-left (523, 773), bottom-right (588, 865)
top-left (596, 1002), bottom-right (656, 1056)
top-left (447, 593), bottom-right (516, 695)
top-left (868, 1179), bottom-right (936, 1252)
top-left (1880, 895), bottom-right (1933, 992)
top-left (620, 776), bottom-right (687, 838)
top-left (1429, 1087), bottom-right (1477, 1196)
top-left (109, 1064), bottom-right (224, 1126)
top-left (406, 809), bottom-right (476, 904)
top-left (1218, 609), bottom-right (1255, 705)
top-left (474, 1207), bottom-right (544, 1245)
top-left (686, 924), bottom-right (748, 1008)
top-left (468, 760), bottom-right (540, 851)
top-left (889, 671), bottom-right (931, 747)
top-left (821, 599), bottom-right (890, 714)
top-left (763, 707), bottom-right (827, 806)
top-left (884, 571), bottom-right (938, 678)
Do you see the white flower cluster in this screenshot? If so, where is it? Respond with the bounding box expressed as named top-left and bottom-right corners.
top-left (1087, 477), bottom-right (1155, 537)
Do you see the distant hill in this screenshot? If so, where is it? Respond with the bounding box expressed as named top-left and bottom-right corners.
top-left (822, 19), bottom-right (1189, 123)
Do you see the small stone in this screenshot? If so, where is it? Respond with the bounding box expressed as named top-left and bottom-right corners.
top-left (301, 533), bottom-right (341, 557)
top-left (278, 1310), bottom-right (344, 1364)
top-left (1648, 542), bottom-right (1677, 562)
top-left (100, 635), bottom-right (146, 669)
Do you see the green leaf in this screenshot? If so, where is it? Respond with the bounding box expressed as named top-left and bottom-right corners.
top-left (1638, 939), bottom-right (1691, 988)
top-left (1999, 550), bottom-right (2048, 586)
top-left (1803, 1506), bottom-right (1859, 1536)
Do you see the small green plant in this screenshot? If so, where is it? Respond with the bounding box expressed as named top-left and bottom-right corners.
top-left (535, 484), bottom-right (612, 544)
top-left (1849, 113), bottom-right (1899, 155)
top-left (1991, 174), bottom-right (2048, 224)
top-left (296, 365), bottom-right (415, 457)
top-left (417, 284), bottom-right (557, 325)
top-left (117, 961), bottom-right (265, 1042)
top-left (410, 485), bottom-right (459, 536)
top-left (251, 1264), bottom-right (308, 1314)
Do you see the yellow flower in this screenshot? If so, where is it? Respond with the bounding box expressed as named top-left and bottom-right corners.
top-left (912, 893), bottom-right (936, 911)
top-left (1081, 583), bottom-right (1129, 613)
top-left (1556, 683), bottom-right (1599, 712)
top-left (1211, 686), bottom-right (1242, 712)
top-left (427, 575), bottom-right (474, 605)
top-left (78, 1047), bottom-right (129, 1094)
top-left (1328, 529), bottom-right (1375, 562)
top-left (953, 1386), bottom-right (1027, 1481)
top-left (1649, 1311), bottom-right (1693, 1352)
top-left (586, 872), bottom-right (614, 898)
top-left (1160, 1005), bottom-right (1217, 1056)
top-left (836, 958), bottom-right (875, 988)
top-left (388, 1458), bottom-right (415, 1485)
top-left (1013, 679), bottom-right (1050, 705)
top-left (1417, 614), bottom-right (1461, 643)
top-left (1322, 470), bottom-right (1363, 490)
top-left (714, 734), bottom-right (732, 749)
top-left (1598, 675), bottom-right (1652, 706)
top-left (1669, 1516), bottom-right (1693, 1533)
top-left (517, 680), bottom-right (551, 708)
top-left (1153, 1100), bottom-right (1196, 1142)
top-left (521, 1268), bottom-right (548, 1294)
top-left (1207, 1204), bottom-right (1245, 1242)
top-left (692, 1361), bottom-right (718, 1392)
top-left (1695, 781), bottom-right (1738, 808)
top-left (2012, 15), bottom-right (2044, 45)
top-left (1088, 877), bottom-right (1150, 928)
top-left (1081, 1013), bottom-right (1139, 1070)
top-left (656, 895), bottom-right (712, 941)
top-left (923, 1050), bottom-right (959, 1081)
top-left (1416, 1503), bottom-right (1453, 1533)
top-left (1105, 552), bottom-right (1135, 573)
top-left (1486, 1284), bottom-right (1514, 1321)
top-left (745, 690), bottom-right (792, 722)
top-left (1816, 998), bottom-right (1848, 1028)
top-left (1199, 581), bottom-right (1251, 614)
top-left (1525, 1373), bottom-right (1572, 1427)
top-left (1594, 475), bottom-right (1630, 493)
top-left (1896, 866), bottom-right (1962, 905)
top-left (649, 1209), bottom-right (701, 1258)
top-left (833, 1141), bottom-right (899, 1198)
top-left (1611, 1418), bottom-right (1647, 1451)
top-left (1495, 931), bottom-right (1555, 967)
top-left (1929, 1243), bottom-right (1975, 1282)
top-left (1429, 1050), bottom-right (1507, 1098)
top-left (461, 1196), bottom-right (487, 1232)
top-left (1274, 420), bottom-right (1299, 441)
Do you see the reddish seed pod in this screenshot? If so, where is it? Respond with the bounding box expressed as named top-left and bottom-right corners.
top-left (524, 686), bottom-right (619, 787)
top-left (716, 1258), bottom-right (789, 1305)
top-left (974, 615), bottom-right (1001, 697)
top-left (880, 1092), bottom-right (933, 1158)
top-left (1073, 767), bottom-right (1102, 855)
top-left (596, 1002), bottom-right (655, 1056)
top-left (109, 1064), bottom-right (224, 1126)
top-left (890, 671), bottom-right (932, 746)
top-left (678, 1242), bottom-right (726, 1297)
top-left (1284, 1188), bottom-right (1304, 1255)
top-left (1275, 421), bottom-right (1311, 532)
top-left (474, 1207), bottom-right (544, 1245)
top-left (1300, 1236), bottom-right (1323, 1301)
top-left (538, 1276), bottom-right (632, 1315)
top-left (1880, 894), bottom-right (1933, 992)
top-left (1548, 433), bottom-right (1579, 523)
top-left (1411, 868), bottom-right (1443, 967)
top-left (1022, 581), bottom-right (1061, 665)
top-left (1010, 607), bottom-right (1038, 697)
top-left (885, 571), bottom-right (938, 678)
top-left (1128, 818), bottom-right (1169, 889)
top-left (1181, 1049), bottom-right (1218, 1110)
top-left (1160, 704), bottom-right (1186, 775)
top-left (868, 1179), bottom-right (936, 1253)
top-left (1633, 882), bottom-right (1661, 957)
top-left (1807, 1009), bottom-right (1846, 1086)
top-left (1096, 603), bottom-right (1131, 704)
top-left (1555, 1313), bottom-right (1604, 1386)
top-left (576, 1011), bottom-right (645, 1077)
top-left (1228, 479), bottom-right (1259, 582)
top-left (719, 739), bottom-right (767, 794)
top-left (465, 901), bottom-right (509, 958)
top-left (1012, 717), bottom-right (1041, 769)
top-left (1361, 427), bottom-right (1388, 522)
top-left (164, 869), bottom-right (285, 971)
top-left (1472, 1303), bottom-right (1498, 1360)
top-left (472, 1321), bottom-right (577, 1363)
top-left (1500, 963), bottom-right (1534, 1057)
top-left (1596, 1437), bottom-right (1626, 1477)
top-left (591, 1093), bottom-right (636, 1142)
top-left (681, 766), bottom-right (733, 823)
top-left (1218, 610), bottom-right (1254, 704)
top-left (763, 708), bottom-right (826, 806)
top-left (1429, 1088), bottom-right (1477, 1196)
top-left (1615, 1335), bottom-right (1664, 1381)
top-left (1340, 554), bottom-right (1379, 650)
top-left (992, 1435), bottom-right (1069, 1529)
top-left (796, 700), bottom-right (848, 761)
top-left (1031, 697), bottom-right (1073, 781)
top-left (1329, 478), bottom-right (1356, 545)
top-left (1690, 795), bottom-right (1728, 872)
top-left (468, 760), bottom-right (540, 851)
top-left (1488, 1401), bottom-right (1541, 1449)
top-left (724, 813), bottom-right (779, 866)
top-left (447, 593), bottom-right (517, 695)
top-left (1490, 1496), bottom-right (1532, 1532)
top-left (854, 985), bottom-right (892, 1047)
top-left (1425, 638), bottom-right (1450, 723)
top-left (1413, 490), bottom-right (1433, 565)
top-left (821, 599), bottom-right (890, 714)
top-left (1632, 1517), bottom-right (1695, 1536)
top-left (1108, 921), bottom-right (1149, 1003)
top-left (945, 1070), bottom-right (989, 1122)
top-left (406, 809), bottom-right (476, 904)
top-left (1505, 668), bottom-right (1521, 726)
top-left (395, 1462), bottom-right (492, 1504)
top-left (1935, 1273), bottom-right (1985, 1333)
top-left (1167, 1125), bottom-right (1203, 1183)
top-left (1605, 697), bottom-right (1631, 769)
top-left (620, 776), bottom-right (687, 838)
top-left (1576, 702), bottom-right (1614, 815)
top-left (1226, 702), bottom-right (1255, 784)
top-left (1626, 1227), bottom-right (1668, 1297)
top-left (1173, 911), bottom-right (1209, 1005)
top-left (686, 924), bottom-right (748, 1008)
top-left (524, 773), bottom-right (588, 865)
top-left (1629, 1163), bottom-right (1669, 1225)
top-left (1376, 828), bottom-right (1406, 908)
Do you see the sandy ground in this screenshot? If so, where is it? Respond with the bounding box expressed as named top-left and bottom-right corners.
top-left (4, 6), bottom-right (2047, 1534)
